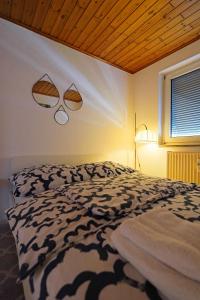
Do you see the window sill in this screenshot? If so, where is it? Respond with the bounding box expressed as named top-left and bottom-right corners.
top-left (159, 141), bottom-right (200, 147)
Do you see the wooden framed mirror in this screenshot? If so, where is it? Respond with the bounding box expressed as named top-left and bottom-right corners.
top-left (63, 83), bottom-right (83, 111)
top-left (32, 75), bottom-right (82, 125)
top-left (32, 74), bottom-right (59, 108)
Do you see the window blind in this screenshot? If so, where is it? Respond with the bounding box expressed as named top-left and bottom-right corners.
top-left (171, 67), bottom-right (200, 137)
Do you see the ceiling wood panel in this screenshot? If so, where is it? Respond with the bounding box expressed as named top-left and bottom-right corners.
top-left (22, 0), bottom-right (38, 25)
top-left (73, 0), bottom-right (119, 48)
top-left (66, 0), bottom-right (106, 44)
top-left (107, 14), bottom-right (184, 64)
top-left (41, 0), bottom-right (66, 34)
top-left (0, 0), bottom-right (199, 74)
top-left (31, 0), bottom-right (52, 29)
top-left (0, 1), bottom-right (11, 18)
top-left (130, 31), bottom-right (200, 73)
top-left (10, 0), bottom-right (25, 21)
top-left (95, 0), bottom-right (171, 58)
top-left (125, 25), bottom-right (200, 69)
top-left (105, 3), bottom-right (174, 61)
top-left (57, 0), bottom-right (90, 40)
top-left (79, 0), bottom-right (132, 52)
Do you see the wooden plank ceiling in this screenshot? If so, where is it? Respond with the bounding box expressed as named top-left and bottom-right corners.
top-left (0, 0), bottom-right (200, 74)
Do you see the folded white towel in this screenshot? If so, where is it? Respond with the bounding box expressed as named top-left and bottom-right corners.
top-left (112, 230), bottom-right (200, 300)
top-left (119, 208), bottom-right (200, 282)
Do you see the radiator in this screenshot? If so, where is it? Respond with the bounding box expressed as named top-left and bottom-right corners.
top-left (167, 152), bottom-right (200, 184)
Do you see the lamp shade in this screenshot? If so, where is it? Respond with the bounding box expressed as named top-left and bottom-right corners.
top-left (135, 130), bottom-right (148, 143)
top-left (135, 130), bottom-right (157, 143)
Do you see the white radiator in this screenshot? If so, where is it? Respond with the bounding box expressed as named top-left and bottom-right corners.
top-left (167, 151), bottom-right (200, 184)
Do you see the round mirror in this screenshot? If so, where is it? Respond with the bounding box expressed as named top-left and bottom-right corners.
top-left (63, 83), bottom-right (83, 111)
top-left (32, 74), bottom-right (59, 108)
top-left (54, 106), bottom-right (69, 125)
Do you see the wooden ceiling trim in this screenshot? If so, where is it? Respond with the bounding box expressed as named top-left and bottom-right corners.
top-left (88, 0), bottom-right (159, 54)
top-left (73, 0), bottom-right (120, 48)
top-left (22, 1), bottom-right (38, 26)
top-left (58, 0), bottom-right (91, 40)
top-left (105, 3), bottom-right (174, 61)
top-left (67, 0), bottom-right (106, 45)
top-left (79, 0), bottom-right (131, 52)
top-left (41, 0), bottom-right (66, 34)
top-left (97, 0), bottom-right (173, 59)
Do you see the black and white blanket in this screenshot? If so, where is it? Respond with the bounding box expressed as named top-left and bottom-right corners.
top-left (6, 171), bottom-right (200, 300)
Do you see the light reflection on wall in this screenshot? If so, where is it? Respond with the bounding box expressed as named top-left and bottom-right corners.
top-left (137, 141), bottom-right (167, 176)
top-left (0, 19), bottom-right (133, 168)
top-left (0, 20), bottom-right (129, 127)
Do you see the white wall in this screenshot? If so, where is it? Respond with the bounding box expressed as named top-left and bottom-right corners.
top-left (0, 19), bottom-right (134, 170)
top-left (0, 19), bottom-right (134, 220)
top-left (131, 39), bottom-right (200, 177)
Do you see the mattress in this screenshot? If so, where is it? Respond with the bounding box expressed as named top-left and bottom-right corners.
top-left (6, 170), bottom-right (200, 300)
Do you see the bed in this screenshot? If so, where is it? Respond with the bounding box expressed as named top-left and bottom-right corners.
top-left (6, 161), bottom-right (200, 300)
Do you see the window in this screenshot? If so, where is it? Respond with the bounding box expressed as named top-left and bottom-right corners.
top-left (160, 59), bottom-right (200, 146)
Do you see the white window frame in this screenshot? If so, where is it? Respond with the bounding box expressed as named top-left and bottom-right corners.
top-left (160, 59), bottom-right (200, 146)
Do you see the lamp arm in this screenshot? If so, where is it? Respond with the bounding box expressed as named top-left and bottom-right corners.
top-left (136, 123), bottom-right (149, 141)
top-left (134, 113), bottom-right (149, 169)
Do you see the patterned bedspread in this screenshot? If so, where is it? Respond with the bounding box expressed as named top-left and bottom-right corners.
top-left (6, 172), bottom-right (200, 300)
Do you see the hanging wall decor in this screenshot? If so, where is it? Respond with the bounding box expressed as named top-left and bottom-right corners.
top-left (32, 74), bottom-right (59, 108)
top-left (63, 83), bottom-right (83, 111)
top-left (32, 74), bottom-right (83, 125)
top-left (54, 105), bottom-right (69, 125)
